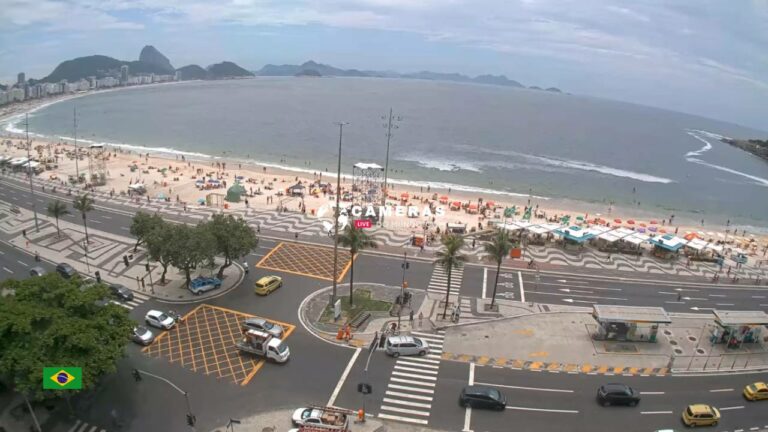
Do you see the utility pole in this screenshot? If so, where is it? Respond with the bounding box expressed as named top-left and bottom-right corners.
top-left (23, 114), bottom-right (40, 232)
top-left (73, 106), bottom-right (80, 183)
top-left (132, 369), bottom-right (197, 431)
top-left (331, 122), bottom-right (349, 307)
top-left (397, 251), bottom-right (409, 329)
top-left (380, 109), bottom-right (401, 226)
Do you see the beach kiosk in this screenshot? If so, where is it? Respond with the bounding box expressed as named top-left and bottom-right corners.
top-left (648, 234), bottom-right (687, 259)
top-left (592, 305), bottom-right (671, 342)
top-left (553, 225), bottom-right (596, 250)
top-left (225, 181), bottom-right (247, 203)
top-left (711, 310), bottom-right (768, 348)
top-left (287, 183), bottom-right (306, 197)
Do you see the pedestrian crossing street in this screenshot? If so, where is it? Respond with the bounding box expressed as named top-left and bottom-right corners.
top-left (68, 419), bottom-right (107, 432)
top-left (377, 330), bottom-right (445, 425)
top-left (427, 265), bottom-right (464, 298)
top-left (109, 290), bottom-right (150, 310)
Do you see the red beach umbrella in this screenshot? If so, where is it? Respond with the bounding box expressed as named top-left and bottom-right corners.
top-left (627, 219), bottom-right (636, 225)
top-left (614, 218), bottom-right (622, 224)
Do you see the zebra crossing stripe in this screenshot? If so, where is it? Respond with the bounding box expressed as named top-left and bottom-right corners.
top-left (396, 360), bottom-right (440, 369)
top-left (67, 420), bottom-right (82, 432)
top-left (396, 356), bottom-right (440, 364)
top-left (412, 331), bottom-right (444, 339)
top-left (379, 405), bottom-right (431, 416)
top-left (394, 365), bottom-right (438, 375)
top-left (382, 398), bottom-right (432, 409)
top-left (386, 390), bottom-right (434, 401)
top-left (377, 413), bottom-right (428, 425)
top-left (387, 383), bottom-right (435, 393)
top-left (389, 377), bottom-right (436, 387)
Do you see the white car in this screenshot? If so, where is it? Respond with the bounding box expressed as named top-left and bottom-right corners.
top-left (292, 407), bottom-right (325, 427)
top-left (145, 310), bottom-right (175, 330)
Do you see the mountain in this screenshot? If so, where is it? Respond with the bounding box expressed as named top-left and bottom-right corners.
top-left (139, 45), bottom-right (174, 73)
top-left (473, 74), bottom-right (523, 87)
top-left (206, 61), bottom-right (254, 79)
top-left (529, 86), bottom-right (543, 90)
top-left (545, 87), bottom-right (562, 93)
top-left (257, 60), bottom-right (368, 77)
top-left (256, 63), bottom-right (301, 76)
top-left (175, 64), bottom-right (208, 80)
top-left (296, 69), bottom-right (322, 77)
top-left (43, 55), bottom-right (125, 82)
top-left (402, 71), bottom-right (472, 82)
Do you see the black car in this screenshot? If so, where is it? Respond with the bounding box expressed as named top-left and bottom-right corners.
top-left (596, 383), bottom-right (640, 406)
top-left (110, 284), bottom-right (134, 302)
top-left (459, 386), bottom-right (506, 410)
top-left (55, 263), bottom-right (77, 279)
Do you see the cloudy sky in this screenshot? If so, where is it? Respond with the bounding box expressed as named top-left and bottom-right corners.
top-left (1, 0), bottom-right (766, 130)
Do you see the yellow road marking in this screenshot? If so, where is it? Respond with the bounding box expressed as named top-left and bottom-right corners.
top-left (202, 306), bottom-right (224, 378)
top-left (337, 253), bottom-right (355, 282)
top-left (477, 356), bottom-right (490, 365)
top-left (547, 363), bottom-right (561, 371)
top-left (256, 242), bottom-right (284, 267)
top-left (529, 362), bottom-right (543, 370)
top-left (241, 359), bottom-right (266, 386)
top-left (627, 367), bottom-right (639, 375)
top-left (512, 359), bottom-right (525, 368)
top-left (596, 366), bottom-right (610, 373)
top-left (494, 358), bottom-right (507, 366)
top-left (580, 364), bottom-right (593, 373)
top-left (612, 366), bottom-right (624, 374)
top-left (642, 367), bottom-right (655, 375)
top-left (193, 308), bottom-right (210, 374)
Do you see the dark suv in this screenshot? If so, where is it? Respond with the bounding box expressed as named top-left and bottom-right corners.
top-left (459, 386), bottom-right (506, 410)
top-left (55, 263), bottom-right (77, 279)
top-left (596, 383), bottom-right (640, 407)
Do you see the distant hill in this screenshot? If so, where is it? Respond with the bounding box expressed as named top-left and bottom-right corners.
top-left (722, 138), bottom-right (768, 163)
top-left (545, 87), bottom-right (562, 93)
top-left (296, 69), bottom-right (322, 77)
top-left (139, 45), bottom-right (174, 73)
top-left (257, 60), bottom-right (366, 77)
top-left (473, 74), bottom-right (523, 87)
top-left (206, 61), bottom-right (254, 79)
top-left (175, 64), bottom-right (208, 81)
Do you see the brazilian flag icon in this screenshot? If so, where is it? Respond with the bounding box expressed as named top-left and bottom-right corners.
top-left (43, 367), bottom-right (82, 390)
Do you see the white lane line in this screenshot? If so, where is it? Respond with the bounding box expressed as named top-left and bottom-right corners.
top-left (3, 267), bottom-right (13, 274)
top-left (640, 411), bottom-right (673, 415)
top-left (0, 250), bottom-right (4, 254)
top-left (658, 291), bottom-right (677, 295)
top-left (639, 391), bottom-right (665, 395)
top-left (389, 377), bottom-right (436, 387)
top-left (482, 267), bottom-right (487, 299)
top-left (518, 271), bottom-right (525, 303)
top-left (379, 405), bottom-right (430, 416)
top-left (475, 382), bottom-right (573, 393)
top-left (718, 406), bottom-right (744, 411)
top-left (392, 371), bottom-right (437, 381)
top-left (26, 201), bottom-right (33, 205)
top-left (411, 331), bottom-right (445, 339)
top-left (327, 348), bottom-right (361, 406)
top-left (100, 215), bottom-right (112, 219)
top-left (708, 294), bottom-right (726, 297)
top-left (716, 303), bottom-right (735, 306)
top-left (90, 219), bottom-right (102, 224)
top-left (505, 406), bottom-right (578, 414)
top-left (709, 388), bottom-right (733, 392)
top-left (67, 419), bottom-right (82, 432)
top-left (382, 398), bottom-right (431, 409)
top-left (463, 362), bottom-right (474, 432)
top-left (385, 391), bottom-right (433, 401)
top-left (396, 357), bottom-right (441, 364)
top-left (388, 382), bottom-right (435, 392)
top-left (377, 413), bottom-right (428, 425)
top-left (17, 260), bottom-right (28, 267)
top-left (396, 360), bottom-right (440, 370)
top-left (752, 295), bottom-right (766, 299)
top-left (665, 301), bottom-right (685, 304)
top-left (119, 227), bottom-right (129, 231)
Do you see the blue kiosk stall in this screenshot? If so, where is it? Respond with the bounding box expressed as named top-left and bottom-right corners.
top-left (648, 234), bottom-right (687, 259)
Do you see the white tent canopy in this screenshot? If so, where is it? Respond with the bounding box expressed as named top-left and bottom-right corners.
top-left (528, 223), bottom-right (560, 235)
top-left (353, 162), bottom-right (383, 170)
top-left (685, 238), bottom-right (709, 251)
top-left (624, 232), bottom-right (650, 245)
top-left (598, 227), bottom-right (634, 243)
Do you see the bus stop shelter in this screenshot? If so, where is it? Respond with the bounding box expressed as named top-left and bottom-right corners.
top-left (592, 305), bottom-right (671, 342)
top-left (711, 310), bottom-right (768, 348)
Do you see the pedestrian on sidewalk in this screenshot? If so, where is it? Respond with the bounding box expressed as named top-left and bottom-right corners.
top-left (472, 238), bottom-right (476, 248)
top-left (418, 312), bottom-right (423, 328)
top-left (409, 310), bottom-right (414, 325)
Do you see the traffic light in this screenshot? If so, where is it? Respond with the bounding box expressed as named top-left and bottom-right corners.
top-left (131, 369), bottom-right (141, 382)
top-left (145, 263), bottom-right (150, 272)
top-left (186, 414), bottom-right (196, 426)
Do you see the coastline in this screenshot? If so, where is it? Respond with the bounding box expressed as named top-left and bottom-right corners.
top-left (1, 87), bottom-right (767, 239)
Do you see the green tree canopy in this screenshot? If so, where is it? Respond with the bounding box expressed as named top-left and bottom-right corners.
top-left (130, 212), bottom-right (165, 252)
top-left (145, 223), bottom-right (179, 284)
top-left (0, 274), bottom-right (132, 401)
top-left (169, 224), bottom-right (217, 285)
top-left (72, 193), bottom-right (95, 244)
top-left (203, 214), bottom-right (258, 279)
top-left (338, 225), bottom-right (378, 305)
top-left (46, 200), bottom-right (69, 238)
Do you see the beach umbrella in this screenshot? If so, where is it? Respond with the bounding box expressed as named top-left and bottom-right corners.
top-left (638, 227), bottom-right (646, 233)
top-left (627, 219), bottom-right (635, 225)
top-left (684, 233), bottom-right (698, 241)
top-left (614, 218), bottom-right (622, 224)
top-left (648, 226), bottom-right (658, 232)
top-left (197, 198), bottom-right (206, 204)
top-left (486, 200), bottom-right (495, 208)
top-left (639, 223), bottom-right (647, 227)
top-left (650, 220), bottom-right (658, 225)
top-left (576, 216), bottom-right (584, 221)
top-left (659, 229), bottom-right (667, 233)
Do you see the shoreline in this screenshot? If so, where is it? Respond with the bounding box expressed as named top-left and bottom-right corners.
top-left (1, 88), bottom-right (767, 238)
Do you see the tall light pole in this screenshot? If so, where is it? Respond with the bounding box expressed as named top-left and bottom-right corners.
top-left (380, 109), bottom-right (401, 226)
top-left (132, 369), bottom-right (197, 431)
top-left (23, 114), bottom-right (40, 232)
top-left (73, 106), bottom-right (80, 183)
top-left (331, 122), bottom-right (349, 306)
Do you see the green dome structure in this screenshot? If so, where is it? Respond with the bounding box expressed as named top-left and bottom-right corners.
top-left (225, 181), bottom-right (247, 203)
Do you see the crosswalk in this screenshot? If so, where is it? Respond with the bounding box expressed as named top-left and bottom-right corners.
top-left (68, 419), bottom-right (107, 432)
top-left (109, 290), bottom-right (150, 310)
top-left (377, 330), bottom-right (445, 425)
top-left (427, 266), bottom-right (464, 297)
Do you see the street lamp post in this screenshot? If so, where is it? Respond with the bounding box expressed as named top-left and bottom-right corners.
top-left (132, 369), bottom-right (197, 431)
top-left (23, 114), bottom-right (40, 232)
top-left (380, 109), bottom-right (401, 226)
top-left (331, 122), bottom-right (349, 307)
top-left (73, 107), bottom-right (80, 183)
top-left (226, 419), bottom-right (241, 432)
top-left (397, 251), bottom-right (408, 329)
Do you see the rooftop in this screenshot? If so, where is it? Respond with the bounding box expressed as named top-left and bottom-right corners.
top-left (592, 305), bottom-right (672, 324)
top-left (713, 310), bottom-right (768, 326)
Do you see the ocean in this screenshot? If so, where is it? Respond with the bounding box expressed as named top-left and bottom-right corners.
top-left (4, 77), bottom-right (768, 228)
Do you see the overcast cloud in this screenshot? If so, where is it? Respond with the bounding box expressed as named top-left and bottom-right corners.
top-left (1, 0), bottom-right (766, 130)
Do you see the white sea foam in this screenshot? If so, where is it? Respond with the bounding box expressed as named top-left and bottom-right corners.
top-left (685, 132), bottom-right (713, 157)
top-left (401, 156), bottom-right (483, 173)
top-left (683, 129), bottom-right (768, 187)
top-left (686, 157), bottom-right (768, 187)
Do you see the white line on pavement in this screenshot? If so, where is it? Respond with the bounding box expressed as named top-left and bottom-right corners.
top-left (708, 294), bottom-right (726, 297)
top-left (90, 220), bottom-right (102, 224)
top-left (389, 378), bottom-right (436, 388)
top-left (0, 250), bottom-right (4, 254)
top-left (665, 301), bottom-right (685, 304)
top-left (392, 371), bottom-right (437, 381)
top-left (482, 267), bottom-right (487, 299)
top-left (752, 296), bottom-right (766, 299)
top-left (505, 406), bottom-right (578, 414)
top-left (463, 363), bottom-right (474, 432)
top-left (475, 382), bottom-right (573, 393)
top-left (658, 291), bottom-right (677, 295)
top-left (708, 388), bottom-right (733, 392)
top-left (718, 406), bottom-right (744, 411)
top-left (397, 360), bottom-right (440, 370)
top-left (377, 413), bottom-right (428, 425)
top-left (327, 348), bottom-right (360, 406)
top-left (3, 267), bottom-right (12, 274)
top-left (639, 392), bottom-right (665, 395)
top-left (716, 303), bottom-right (735, 306)
top-left (382, 398), bottom-right (431, 409)
top-left (385, 391), bottom-right (433, 401)
top-left (119, 227), bottom-right (129, 231)
top-left (379, 405), bottom-right (430, 416)
top-left (518, 271), bottom-right (525, 303)
top-left (640, 411), bottom-right (673, 415)
top-left (100, 215), bottom-right (112, 219)
top-left (17, 260), bottom-right (28, 267)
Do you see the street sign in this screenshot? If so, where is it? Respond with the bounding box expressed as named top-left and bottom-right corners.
top-left (334, 299), bottom-right (341, 321)
top-left (358, 383), bottom-right (372, 394)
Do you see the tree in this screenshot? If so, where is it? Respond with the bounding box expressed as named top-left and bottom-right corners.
top-left (145, 224), bottom-right (177, 284)
top-left (435, 234), bottom-right (466, 319)
top-left (204, 214), bottom-right (258, 279)
top-left (129, 212), bottom-right (165, 252)
top-left (484, 230), bottom-right (512, 309)
top-left (169, 224), bottom-right (216, 286)
top-left (46, 200), bottom-right (69, 238)
top-left (72, 193), bottom-right (94, 244)
top-left (0, 274), bottom-right (132, 402)
top-left (337, 224), bottom-right (378, 305)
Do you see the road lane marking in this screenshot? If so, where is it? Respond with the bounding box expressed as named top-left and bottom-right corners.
top-left (639, 392), bottom-right (665, 395)
top-left (389, 378), bottom-right (436, 388)
top-left (382, 398), bottom-right (431, 409)
top-left (715, 303), bottom-right (735, 306)
top-left (388, 384), bottom-right (434, 394)
top-left (385, 391), bottom-right (433, 401)
top-left (463, 362), bottom-right (474, 432)
top-left (379, 405), bottom-right (430, 416)
top-left (475, 382), bottom-right (573, 393)
top-left (537, 291), bottom-right (627, 301)
top-left (718, 406), bottom-right (744, 411)
top-left (100, 215), bottom-right (112, 219)
top-left (377, 413), bottom-right (428, 425)
top-left (397, 360), bottom-right (440, 370)
top-left (120, 227), bottom-right (129, 231)
top-left (708, 294), bottom-right (726, 297)
top-left (327, 347), bottom-right (360, 406)
top-left (482, 267), bottom-right (487, 299)
top-left (3, 267), bottom-right (12, 274)
top-left (90, 219), bottom-right (102, 224)
top-left (709, 388), bottom-right (733, 392)
top-left (752, 296), bottom-right (766, 299)
top-left (505, 406), bottom-right (578, 414)
top-left (641, 411), bottom-right (673, 415)
top-left (665, 301), bottom-right (685, 304)
top-left (17, 260), bottom-right (28, 267)
top-left (518, 271), bottom-right (525, 303)
top-left (658, 291), bottom-right (677, 295)
top-left (392, 371), bottom-right (437, 381)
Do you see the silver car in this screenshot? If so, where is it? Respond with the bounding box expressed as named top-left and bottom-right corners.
top-left (242, 317), bottom-right (284, 338)
top-left (385, 335), bottom-right (430, 357)
top-left (132, 326), bottom-right (155, 345)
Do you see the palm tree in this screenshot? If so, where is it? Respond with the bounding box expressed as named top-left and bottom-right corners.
top-left (72, 193), bottom-right (94, 244)
top-left (435, 234), bottom-right (467, 319)
top-left (46, 200), bottom-right (69, 238)
top-left (484, 230), bottom-right (512, 309)
top-left (338, 224), bottom-right (378, 305)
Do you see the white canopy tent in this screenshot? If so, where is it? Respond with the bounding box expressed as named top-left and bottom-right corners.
top-left (528, 223), bottom-right (560, 235)
top-left (624, 232), bottom-right (651, 245)
top-left (685, 238), bottom-right (709, 251)
top-left (598, 227), bottom-right (634, 243)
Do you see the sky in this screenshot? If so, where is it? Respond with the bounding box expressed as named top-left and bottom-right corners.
top-left (0, 0), bottom-right (766, 130)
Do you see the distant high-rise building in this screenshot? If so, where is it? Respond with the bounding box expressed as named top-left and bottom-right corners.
top-left (17, 72), bottom-right (25, 86)
top-left (120, 65), bottom-right (129, 84)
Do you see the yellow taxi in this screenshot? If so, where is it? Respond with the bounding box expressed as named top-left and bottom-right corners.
top-left (743, 382), bottom-right (768, 401)
top-left (254, 275), bottom-right (282, 296)
top-left (681, 404), bottom-right (720, 427)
